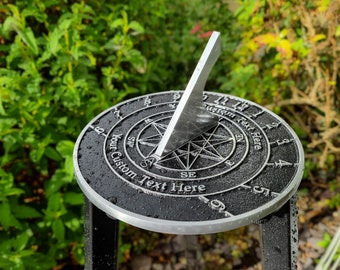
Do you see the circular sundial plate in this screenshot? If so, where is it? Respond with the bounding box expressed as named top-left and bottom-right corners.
top-left (74, 91), bottom-right (304, 234)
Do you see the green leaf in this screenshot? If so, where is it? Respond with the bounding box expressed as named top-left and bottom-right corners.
top-left (0, 168), bottom-right (14, 187)
top-left (29, 134), bottom-right (52, 163)
top-left (318, 232), bottom-right (331, 248)
top-left (64, 192), bottom-right (83, 206)
top-left (3, 187), bottom-right (24, 197)
top-left (21, 110), bottom-right (40, 129)
top-left (58, 17), bottom-right (73, 30)
top-left (128, 21), bottom-right (144, 34)
top-left (12, 205), bottom-right (42, 219)
top-left (110, 18), bottom-right (124, 29)
top-left (123, 49), bottom-right (146, 73)
top-left (0, 201), bottom-right (22, 229)
top-left (22, 6), bottom-right (47, 23)
top-left (44, 146), bottom-right (62, 161)
top-left (2, 134), bottom-right (20, 156)
top-left (64, 217), bottom-right (82, 232)
top-left (45, 170), bottom-right (67, 197)
top-left (63, 156), bottom-right (74, 182)
top-left (0, 258), bottom-right (12, 269)
top-left (12, 229), bottom-right (33, 252)
top-left (56, 140), bottom-right (74, 157)
top-left (17, 27), bottom-right (39, 55)
top-left (46, 193), bottom-right (62, 213)
top-left (0, 98), bottom-right (6, 116)
top-left (3, 16), bottom-right (18, 37)
top-left (7, 4), bottom-right (21, 21)
top-left (0, 118), bottom-right (17, 131)
top-left (52, 219), bottom-right (65, 243)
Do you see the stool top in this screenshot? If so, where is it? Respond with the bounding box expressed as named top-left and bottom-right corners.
top-left (73, 90), bottom-right (304, 234)
top-left (73, 32), bottom-right (304, 234)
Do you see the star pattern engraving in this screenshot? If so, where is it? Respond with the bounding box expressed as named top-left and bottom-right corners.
top-left (138, 121), bottom-right (234, 170)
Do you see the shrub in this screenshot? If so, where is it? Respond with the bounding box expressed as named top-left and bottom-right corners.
top-left (0, 0), bottom-right (234, 268)
top-left (221, 0), bottom-right (340, 169)
top-left (0, 1), bottom-right (148, 268)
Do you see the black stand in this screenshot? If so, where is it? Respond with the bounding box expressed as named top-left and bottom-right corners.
top-left (84, 196), bottom-right (298, 270)
top-left (84, 198), bottom-right (120, 270)
top-left (260, 195), bottom-right (298, 270)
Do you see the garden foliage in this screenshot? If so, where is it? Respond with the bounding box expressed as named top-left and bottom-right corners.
top-left (225, 0), bottom-right (340, 170)
top-left (0, 0), bottom-right (339, 269)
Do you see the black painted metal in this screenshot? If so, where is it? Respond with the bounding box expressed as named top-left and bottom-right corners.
top-left (260, 196), bottom-right (298, 270)
top-left (84, 198), bottom-right (119, 270)
top-left (83, 200), bottom-right (299, 270)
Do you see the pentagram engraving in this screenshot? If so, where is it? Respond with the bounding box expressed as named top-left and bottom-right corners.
top-left (137, 119), bottom-right (238, 170)
top-left (74, 91), bottom-right (304, 234)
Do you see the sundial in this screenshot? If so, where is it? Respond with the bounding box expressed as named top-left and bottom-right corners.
top-left (74, 31), bottom-right (304, 269)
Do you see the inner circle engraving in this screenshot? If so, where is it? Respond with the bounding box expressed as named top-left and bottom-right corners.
top-left (130, 114), bottom-right (249, 177)
top-left (103, 92), bottom-right (272, 197)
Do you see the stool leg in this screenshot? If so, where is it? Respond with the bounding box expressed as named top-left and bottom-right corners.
top-left (84, 198), bottom-right (120, 270)
top-left (259, 195), bottom-right (298, 270)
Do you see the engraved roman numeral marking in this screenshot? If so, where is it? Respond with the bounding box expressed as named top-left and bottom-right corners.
top-left (249, 110), bottom-right (264, 119)
top-left (144, 96), bottom-right (152, 107)
top-left (214, 96), bottom-right (229, 106)
top-left (270, 139), bottom-right (294, 147)
top-left (232, 101), bottom-right (249, 111)
top-left (112, 108), bottom-right (123, 120)
top-left (261, 122), bottom-right (281, 130)
top-left (267, 160), bottom-right (299, 168)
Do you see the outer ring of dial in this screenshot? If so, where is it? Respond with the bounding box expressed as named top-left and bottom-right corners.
top-left (73, 91), bottom-right (304, 235)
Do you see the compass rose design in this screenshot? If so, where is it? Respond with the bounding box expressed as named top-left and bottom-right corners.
top-left (137, 120), bottom-right (236, 171)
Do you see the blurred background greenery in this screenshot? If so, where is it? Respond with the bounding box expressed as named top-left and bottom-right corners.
top-left (0, 0), bottom-right (339, 269)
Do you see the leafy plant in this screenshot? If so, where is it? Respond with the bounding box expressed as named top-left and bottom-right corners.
top-left (0, 0), bottom-right (236, 268)
top-left (0, 1), bottom-right (147, 268)
top-left (222, 0), bottom-right (340, 169)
